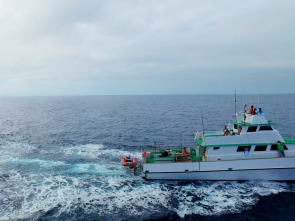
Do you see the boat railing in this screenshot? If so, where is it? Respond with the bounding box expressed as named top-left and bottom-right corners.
top-left (143, 146), bottom-right (199, 153)
top-left (196, 132), bottom-right (203, 139)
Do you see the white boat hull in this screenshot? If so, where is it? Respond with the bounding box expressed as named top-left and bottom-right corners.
top-left (142, 157), bottom-right (295, 181)
top-left (144, 168), bottom-right (295, 181)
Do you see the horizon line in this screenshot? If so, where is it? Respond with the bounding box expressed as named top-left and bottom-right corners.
top-left (0, 93), bottom-right (294, 97)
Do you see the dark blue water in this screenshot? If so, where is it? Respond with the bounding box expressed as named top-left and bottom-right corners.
top-left (0, 95), bottom-right (294, 220)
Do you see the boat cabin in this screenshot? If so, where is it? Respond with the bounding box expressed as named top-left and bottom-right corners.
top-left (194, 112), bottom-right (295, 162)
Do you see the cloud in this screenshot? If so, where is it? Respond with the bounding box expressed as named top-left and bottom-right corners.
top-left (0, 0), bottom-right (294, 95)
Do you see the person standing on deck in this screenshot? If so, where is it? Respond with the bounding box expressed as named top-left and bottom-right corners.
top-left (253, 108), bottom-right (257, 115)
top-left (257, 108), bottom-right (264, 115)
top-left (223, 126), bottom-right (229, 136)
top-left (183, 147), bottom-right (190, 155)
top-left (277, 141), bottom-right (286, 157)
top-left (249, 106), bottom-right (254, 114)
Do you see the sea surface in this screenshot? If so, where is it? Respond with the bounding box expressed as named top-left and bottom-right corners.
top-left (0, 95), bottom-right (295, 221)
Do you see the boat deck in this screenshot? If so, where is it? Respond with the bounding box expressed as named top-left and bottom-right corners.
top-left (143, 147), bottom-right (202, 164)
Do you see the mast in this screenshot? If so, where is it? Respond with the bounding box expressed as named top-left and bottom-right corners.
top-left (201, 110), bottom-right (205, 135)
top-left (235, 90), bottom-right (237, 122)
top-left (243, 90), bottom-right (245, 106)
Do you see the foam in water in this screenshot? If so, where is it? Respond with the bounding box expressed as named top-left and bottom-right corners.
top-left (0, 141), bottom-right (294, 220)
top-left (63, 144), bottom-right (142, 160)
top-left (0, 170), bottom-right (292, 220)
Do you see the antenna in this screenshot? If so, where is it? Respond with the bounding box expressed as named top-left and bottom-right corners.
top-left (181, 118), bottom-right (184, 147)
top-left (201, 110), bottom-right (205, 135)
top-left (243, 104), bottom-right (247, 125)
top-left (235, 90), bottom-right (237, 122)
top-left (243, 90), bottom-right (245, 107)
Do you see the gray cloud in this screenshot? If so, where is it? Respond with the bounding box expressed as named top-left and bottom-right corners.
top-left (0, 0), bottom-right (294, 95)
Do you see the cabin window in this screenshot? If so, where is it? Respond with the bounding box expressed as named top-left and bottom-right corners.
top-left (234, 124), bottom-right (238, 129)
top-left (237, 146), bottom-right (251, 152)
top-left (213, 147), bottom-right (220, 150)
top-left (270, 144), bottom-right (288, 150)
top-left (247, 126), bottom-right (257, 132)
top-left (254, 145), bottom-right (267, 151)
top-left (259, 126), bottom-right (273, 131)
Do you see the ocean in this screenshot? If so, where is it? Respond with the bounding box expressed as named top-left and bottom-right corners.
top-left (0, 95), bottom-right (294, 220)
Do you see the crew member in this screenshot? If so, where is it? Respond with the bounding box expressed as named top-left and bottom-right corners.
top-left (183, 147), bottom-right (190, 155)
top-left (223, 126), bottom-right (229, 136)
top-left (277, 141), bottom-right (285, 157)
top-left (257, 108), bottom-right (264, 115)
top-left (249, 106), bottom-right (254, 115)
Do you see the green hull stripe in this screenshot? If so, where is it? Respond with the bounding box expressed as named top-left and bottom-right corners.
top-left (194, 136), bottom-right (295, 147)
top-left (234, 122), bottom-right (275, 126)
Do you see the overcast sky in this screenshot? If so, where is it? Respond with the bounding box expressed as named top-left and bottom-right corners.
top-left (0, 0), bottom-right (294, 96)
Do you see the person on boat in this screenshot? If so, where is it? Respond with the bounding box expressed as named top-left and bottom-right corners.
top-left (223, 126), bottom-right (229, 136)
top-left (249, 106), bottom-right (254, 114)
top-left (230, 130), bottom-right (236, 136)
top-left (125, 155), bottom-right (132, 162)
top-left (183, 147), bottom-right (190, 155)
top-left (277, 141), bottom-right (286, 157)
top-left (253, 108), bottom-right (257, 115)
top-left (244, 147), bottom-right (249, 156)
top-left (142, 151), bottom-right (146, 157)
top-left (160, 150), bottom-right (171, 157)
top-left (257, 108), bottom-right (264, 115)
top-left (237, 125), bottom-right (242, 135)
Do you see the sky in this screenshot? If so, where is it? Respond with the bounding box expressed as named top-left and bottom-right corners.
top-left (0, 0), bottom-right (294, 96)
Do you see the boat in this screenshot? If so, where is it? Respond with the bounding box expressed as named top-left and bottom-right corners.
top-left (121, 156), bottom-right (137, 168)
top-left (140, 108), bottom-right (295, 181)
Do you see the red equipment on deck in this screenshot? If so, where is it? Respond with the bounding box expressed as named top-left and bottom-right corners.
top-left (121, 157), bottom-right (137, 168)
